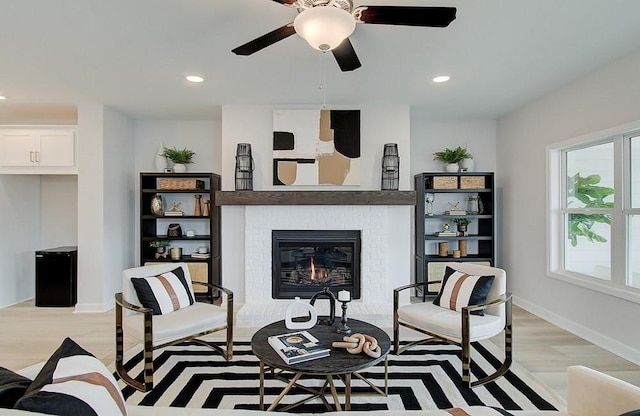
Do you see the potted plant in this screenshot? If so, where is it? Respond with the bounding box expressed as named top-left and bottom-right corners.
top-left (149, 240), bottom-right (171, 258)
top-left (453, 217), bottom-right (472, 236)
top-left (161, 146), bottom-right (196, 172)
top-left (433, 146), bottom-right (473, 172)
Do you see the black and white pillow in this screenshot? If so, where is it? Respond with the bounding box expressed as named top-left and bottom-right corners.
top-left (0, 367), bottom-right (31, 408)
top-left (131, 266), bottom-right (195, 315)
top-left (14, 337), bottom-right (127, 415)
top-left (433, 266), bottom-right (495, 316)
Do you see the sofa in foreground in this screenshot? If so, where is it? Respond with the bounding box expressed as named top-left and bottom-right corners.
top-left (4, 363), bottom-right (640, 415)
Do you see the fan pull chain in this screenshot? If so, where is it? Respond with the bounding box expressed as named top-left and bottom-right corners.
top-left (318, 51), bottom-right (328, 109)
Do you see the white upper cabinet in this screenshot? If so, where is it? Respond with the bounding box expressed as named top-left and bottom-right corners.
top-left (0, 128), bottom-right (76, 174)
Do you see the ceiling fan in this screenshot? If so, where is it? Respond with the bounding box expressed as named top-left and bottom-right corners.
top-left (231, 0), bottom-right (457, 72)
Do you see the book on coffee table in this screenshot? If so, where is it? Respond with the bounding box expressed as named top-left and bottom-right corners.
top-left (267, 330), bottom-right (330, 365)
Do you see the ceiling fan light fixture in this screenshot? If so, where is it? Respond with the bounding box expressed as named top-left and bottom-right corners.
top-left (294, 6), bottom-right (356, 51)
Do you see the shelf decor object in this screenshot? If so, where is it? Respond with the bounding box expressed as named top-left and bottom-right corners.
top-left (150, 194), bottom-right (163, 216)
top-left (284, 297), bottom-right (318, 330)
top-left (381, 143), bottom-right (399, 190)
top-left (194, 194), bottom-right (202, 216)
top-left (155, 142), bottom-right (167, 172)
top-left (309, 287), bottom-right (336, 326)
top-left (336, 290), bottom-right (352, 335)
top-left (235, 143), bottom-right (254, 190)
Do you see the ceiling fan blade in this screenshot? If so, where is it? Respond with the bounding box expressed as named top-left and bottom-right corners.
top-left (271, 0), bottom-right (296, 4)
top-left (355, 6), bottom-right (456, 27)
top-left (332, 38), bottom-right (361, 72)
top-left (232, 23), bottom-right (296, 56)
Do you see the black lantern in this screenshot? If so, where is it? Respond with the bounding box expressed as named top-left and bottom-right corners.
top-left (381, 143), bottom-right (399, 190)
top-left (235, 143), bottom-right (254, 190)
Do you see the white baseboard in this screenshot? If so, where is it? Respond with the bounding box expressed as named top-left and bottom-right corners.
top-left (0, 296), bottom-right (33, 309)
top-left (514, 295), bottom-right (640, 366)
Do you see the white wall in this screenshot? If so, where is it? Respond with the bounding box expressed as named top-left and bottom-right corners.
top-left (76, 104), bottom-right (135, 312)
top-left (409, 119), bottom-right (497, 178)
top-left (40, 175), bottom-right (78, 249)
top-left (220, 105), bottom-right (412, 304)
top-left (102, 107), bottom-right (135, 305)
top-left (0, 176), bottom-right (40, 307)
top-left (497, 47), bottom-right (640, 363)
top-left (133, 120), bottom-right (221, 175)
top-left (133, 120), bottom-right (222, 265)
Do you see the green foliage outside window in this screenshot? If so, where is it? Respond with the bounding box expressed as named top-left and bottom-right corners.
top-left (567, 173), bottom-right (614, 247)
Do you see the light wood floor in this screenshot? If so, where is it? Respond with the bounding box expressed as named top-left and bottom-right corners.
top-left (1, 300), bottom-right (639, 400)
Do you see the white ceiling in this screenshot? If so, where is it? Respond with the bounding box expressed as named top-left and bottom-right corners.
top-left (2, 0), bottom-right (640, 121)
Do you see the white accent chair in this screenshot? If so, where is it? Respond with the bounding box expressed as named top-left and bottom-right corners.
top-left (393, 262), bottom-right (511, 387)
top-left (115, 262), bottom-right (233, 392)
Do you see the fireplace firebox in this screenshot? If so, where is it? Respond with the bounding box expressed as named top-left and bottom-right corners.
top-left (272, 230), bottom-right (361, 299)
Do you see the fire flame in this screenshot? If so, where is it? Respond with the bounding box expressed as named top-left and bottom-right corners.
top-left (309, 257), bottom-right (328, 281)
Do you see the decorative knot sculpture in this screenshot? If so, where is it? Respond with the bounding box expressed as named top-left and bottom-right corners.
top-left (331, 333), bottom-right (381, 358)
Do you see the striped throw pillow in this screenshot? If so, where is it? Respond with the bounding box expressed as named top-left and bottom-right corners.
top-left (433, 266), bottom-right (495, 316)
top-left (131, 266), bottom-right (195, 315)
top-left (15, 338), bottom-right (127, 415)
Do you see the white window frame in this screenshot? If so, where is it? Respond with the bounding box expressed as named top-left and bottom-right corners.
top-left (547, 119), bottom-right (640, 303)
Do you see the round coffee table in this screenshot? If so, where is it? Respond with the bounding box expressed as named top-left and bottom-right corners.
top-left (251, 318), bottom-right (390, 412)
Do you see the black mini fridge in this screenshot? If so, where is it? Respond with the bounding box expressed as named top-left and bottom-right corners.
top-left (35, 246), bottom-right (78, 307)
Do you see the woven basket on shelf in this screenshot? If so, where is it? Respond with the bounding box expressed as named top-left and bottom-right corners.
top-left (427, 176), bottom-right (458, 189)
top-left (459, 176), bottom-right (485, 189)
top-left (158, 178), bottom-right (205, 190)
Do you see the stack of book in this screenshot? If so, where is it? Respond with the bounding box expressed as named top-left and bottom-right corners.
top-left (267, 331), bottom-right (330, 365)
top-left (164, 210), bottom-right (184, 216)
top-left (434, 231), bottom-right (457, 237)
top-left (190, 252), bottom-right (210, 259)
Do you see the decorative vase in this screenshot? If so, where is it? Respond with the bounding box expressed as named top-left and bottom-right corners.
top-left (459, 239), bottom-right (468, 257)
top-left (445, 163), bottom-right (459, 172)
top-left (173, 163), bottom-right (187, 173)
top-left (285, 297), bottom-right (318, 330)
top-left (460, 158), bottom-right (474, 172)
top-left (202, 200), bottom-right (210, 217)
top-left (309, 287), bottom-right (337, 326)
top-left (381, 143), bottom-right (399, 190)
top-left (155, 247), bottom-right (168, 259)
top-left (194, 194), bottom-right (202, 216)
top-left (155, 142), bottom-right (167, 172)
top-left (235, 143), bottom-right (254, 190)
top-left (150, 194), bottom-right (163, 216)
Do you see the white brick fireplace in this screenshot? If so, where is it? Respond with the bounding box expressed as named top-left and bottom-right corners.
top-left (235, 204), bottom-right (412, 328)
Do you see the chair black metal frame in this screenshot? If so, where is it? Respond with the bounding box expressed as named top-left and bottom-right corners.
top-left (393, 279), bottom-right (512, 387)
top-left (115, 281), bottom-right (233, 392)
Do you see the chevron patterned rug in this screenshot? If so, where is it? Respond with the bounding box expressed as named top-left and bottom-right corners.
top-left (117, 340), bottom-right (565, 412)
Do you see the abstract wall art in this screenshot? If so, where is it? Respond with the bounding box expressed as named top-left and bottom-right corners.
top-left (273, 109), bottom-right (360, 186)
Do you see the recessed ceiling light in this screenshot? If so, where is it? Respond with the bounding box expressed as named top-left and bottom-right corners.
top-left (433, 75), bottom-right (451, 83)
top-left (0, 95), bottom-right (6, 100)
top-left (186, 75), bottom-right (204, 83)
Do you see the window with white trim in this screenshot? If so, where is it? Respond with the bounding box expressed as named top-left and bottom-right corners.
top-left (548, 125), bottom-right (640, 301)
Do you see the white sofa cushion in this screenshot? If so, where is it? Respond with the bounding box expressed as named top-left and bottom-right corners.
top-left (124, 302), bottom-right (227, 347)
top-left (398, 301), bottom-right (503, 343)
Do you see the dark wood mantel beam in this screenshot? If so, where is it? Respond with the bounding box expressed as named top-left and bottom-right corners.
top-left (215, 191), bottom-right (416, 206)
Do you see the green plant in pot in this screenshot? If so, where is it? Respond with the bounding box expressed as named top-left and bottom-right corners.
top-left (453, 217), bottom-right (472, 236)
top-left (161, 147), bottom-right (196, 172)
top-left (433, 146), bottom-right (472, 172)
top-left (150, 240), bottom-right (171, 258)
